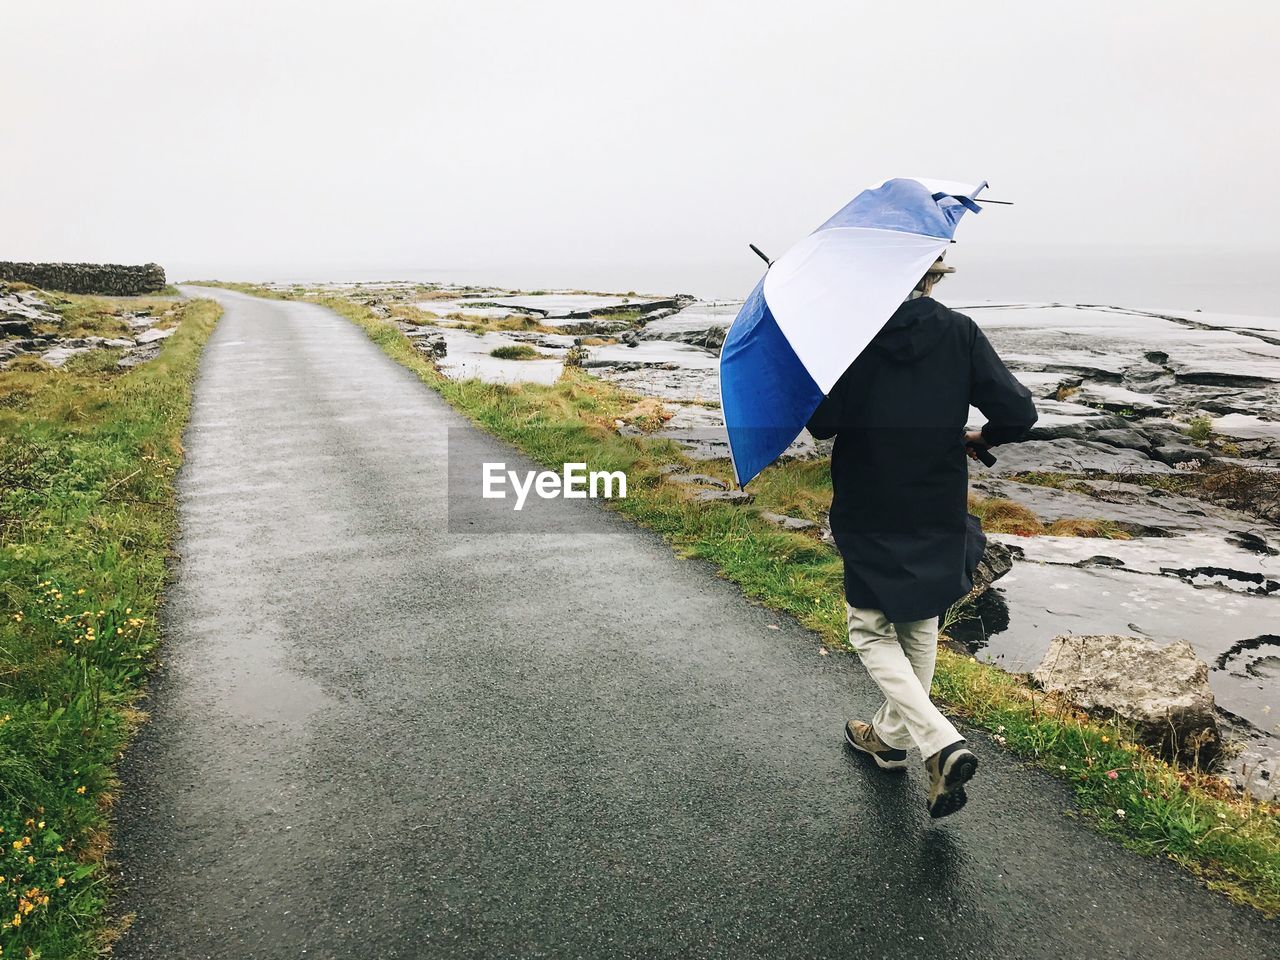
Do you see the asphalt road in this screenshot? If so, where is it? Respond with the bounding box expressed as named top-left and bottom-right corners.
top-left (113, 288), bottom-right (1278, 959)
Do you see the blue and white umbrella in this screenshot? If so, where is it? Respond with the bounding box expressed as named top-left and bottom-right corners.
top-left (719, 177), bottom-right (990, 487)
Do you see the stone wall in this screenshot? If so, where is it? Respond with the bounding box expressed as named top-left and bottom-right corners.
top-left (0, 261), bottom-right (166, 296)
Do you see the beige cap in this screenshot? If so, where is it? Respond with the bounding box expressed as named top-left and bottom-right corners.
top-left (926, 257), bottom-right (956, 275)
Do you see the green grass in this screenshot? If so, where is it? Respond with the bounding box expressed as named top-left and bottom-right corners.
top-left (1186, 414), bottom-right (1214, 442)
top-left (384, 303), bottom-right (439, 326)
top-left (0, 296), bottom-right (221, 957)
top-left (195, 283), bottom-right (1280, 916)
top-left (458, 313), bottom-right (553, 334)
top-left (489, 344), bottom-right (545, 361)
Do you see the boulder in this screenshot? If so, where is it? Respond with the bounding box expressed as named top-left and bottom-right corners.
top-left (760, 511), bottom-right (817, 532)
top-left (691, 488), bottom-right (753, 505)
top-left (970, 540), bottom-right (1014, 597)
top-left (1033, 635), bottom-right (1221, 764)
top-left (134, 326), bottom-right (176, 345)
top-left (117, 347), bottom-right (161, 368)
top-left (40, 345), bottom-right (92, 367)
top-left (409, 332), bottom-right (447, 359)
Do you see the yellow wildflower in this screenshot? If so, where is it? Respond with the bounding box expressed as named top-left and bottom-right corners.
top-left (55, 877), bottom-right (65, 888)
top-left (76, 786), bottom-right (86, 795)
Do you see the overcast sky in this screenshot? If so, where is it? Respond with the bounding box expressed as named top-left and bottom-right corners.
top-left (4, 2), bottom-right (1276, 298)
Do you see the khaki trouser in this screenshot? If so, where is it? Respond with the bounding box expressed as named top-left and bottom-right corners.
top-left (845, 605), bottom-right (961, 760)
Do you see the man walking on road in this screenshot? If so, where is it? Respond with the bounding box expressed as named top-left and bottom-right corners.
top-left (806, 257), bottom-right (1037, 818)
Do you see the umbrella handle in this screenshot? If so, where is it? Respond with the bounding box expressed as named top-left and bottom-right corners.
top-left (966, 442), bottom-right (997, 467)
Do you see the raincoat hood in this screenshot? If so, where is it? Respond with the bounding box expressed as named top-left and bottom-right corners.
top-left (870, 297), bottom-right (952, 364)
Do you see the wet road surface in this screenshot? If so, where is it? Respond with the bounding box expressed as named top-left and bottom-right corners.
top-left (113, 288), bottom-right (1279, 959)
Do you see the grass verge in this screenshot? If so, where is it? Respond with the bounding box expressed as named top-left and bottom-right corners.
top-left (197, 283), bottom-right (1280, 916)
top-left (0, 295), bottom-right (220, 957)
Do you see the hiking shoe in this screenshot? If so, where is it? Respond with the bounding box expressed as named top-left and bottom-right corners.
top-left (925, 741), bottom-right (979, 818)
top-left (844, 720), bottom-right (908, 770)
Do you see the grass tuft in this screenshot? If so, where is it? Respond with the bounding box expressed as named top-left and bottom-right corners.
top-left (968, 495), bottom-right (1045, 535)
top-left (489, 344), bottom-right (546, 361)
top-left (1186, 414), bottom-right (1214, 442)
top-left (969, 495), bottom-right (1132, 540)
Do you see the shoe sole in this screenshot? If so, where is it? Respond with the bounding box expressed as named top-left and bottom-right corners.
top-left (927, 752), bottom-right (979, 819)
top-left (844, 726), bottom-right (908, 770)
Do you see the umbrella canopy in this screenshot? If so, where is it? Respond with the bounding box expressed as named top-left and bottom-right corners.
top-left (719, 177), bottom-right (989, 487)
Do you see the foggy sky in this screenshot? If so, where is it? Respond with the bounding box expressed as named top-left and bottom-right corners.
top-left (4, 2), bottom-right (1277, 293)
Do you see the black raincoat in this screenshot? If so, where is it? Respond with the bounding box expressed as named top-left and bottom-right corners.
top-left (806, 296), bottom-right (1037, 622)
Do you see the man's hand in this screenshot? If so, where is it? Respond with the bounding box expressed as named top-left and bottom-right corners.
top-left (963, 428), bottom-right (985, 460)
